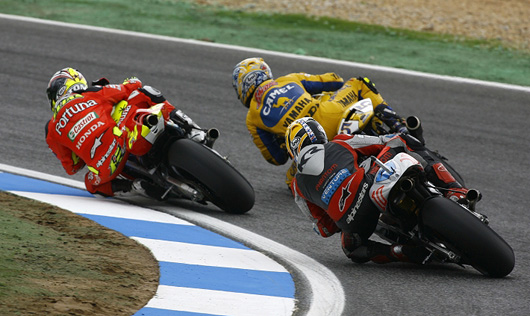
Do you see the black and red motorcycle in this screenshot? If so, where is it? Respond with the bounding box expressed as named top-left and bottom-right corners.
top-left (369, 152), bottom-right (514, 277)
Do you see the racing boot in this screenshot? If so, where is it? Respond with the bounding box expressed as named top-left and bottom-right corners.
top-left (345, 238), bottom-right (431, 265)
top-left (389, 244), bottom-right (431, 264)
top-left (110, 179), bottom-right (135, 197)
top-left (170, 109), bottom-right (218, 147)
top-left (341, 233), bottom-right (370, 264)
top-left (112, 179), bottom-right (167, 200)
top-left (130, 179), bottom-right (168, 201)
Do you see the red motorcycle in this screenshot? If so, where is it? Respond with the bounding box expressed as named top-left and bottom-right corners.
top-left (118, 101), bottom-right (255, 214)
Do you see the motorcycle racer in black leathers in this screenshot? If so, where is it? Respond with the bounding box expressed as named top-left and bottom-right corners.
top-left (287, 117), bottom-right (472, 264)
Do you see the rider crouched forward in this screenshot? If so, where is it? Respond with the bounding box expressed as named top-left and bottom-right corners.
top-left (45, 67), bottom-right (202, 199)
top-left (287, 117), bottom-right (476, 264)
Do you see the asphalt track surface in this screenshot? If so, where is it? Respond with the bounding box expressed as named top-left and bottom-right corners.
top-left (1, 14), bottom-right (530, 316)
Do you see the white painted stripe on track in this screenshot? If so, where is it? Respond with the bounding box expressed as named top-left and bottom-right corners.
top-left (9, 191), bottom-right (287, 271)
top-left (0, 13), bottom-right (529, 93)
top-left (133, 236), bottom-right (289, 272)
top-left (144, 285), bottom-right (296, 315)
top-left (155, 205), bottom-right (346, 316)
top-left (9, 190), bottom-right (194, 225)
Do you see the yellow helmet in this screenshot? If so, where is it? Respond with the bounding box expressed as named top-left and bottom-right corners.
top-left (46, 67), bottom-right (88, 111)
top-left (285, 117), bottom-right (328, 162)
top-left (232, 57), bottom-right (272, 108)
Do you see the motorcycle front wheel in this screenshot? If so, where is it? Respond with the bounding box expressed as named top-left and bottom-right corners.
top-left (421, 197), bottom-right (514, 277)
top-left (166, 139), bottom-right (255, 214)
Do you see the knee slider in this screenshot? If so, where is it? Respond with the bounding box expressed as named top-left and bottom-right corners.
top-left (341, 232), bottom-right (363, 257)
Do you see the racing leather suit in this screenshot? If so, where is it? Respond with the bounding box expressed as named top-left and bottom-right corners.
top-left (246, 74), bottom-right (388, 166)
top-left (45, 79), bottom-right (175, 196)
top-left (291, 133), bottom-right (466, 263)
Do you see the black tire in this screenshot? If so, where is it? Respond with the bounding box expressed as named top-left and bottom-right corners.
top-left (421, 197), bottom-right (514, 277)
top-left (166, 139), bottom-right (255, 214)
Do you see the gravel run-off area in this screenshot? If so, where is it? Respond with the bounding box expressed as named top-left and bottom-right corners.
top-left (194, 0), bottom-right (529, 51)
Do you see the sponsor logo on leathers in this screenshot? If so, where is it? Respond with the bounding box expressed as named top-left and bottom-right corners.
top-left (339, 177), bottom-right (353, 212)
top-left (68, 112), bottom-right (98, 141)
top-left (75, 121), bottom-right (105, 150)
top-left (90, 134), bottom-right (103, 159)
top-left (346, 182), bottom-right (369, 224)
top-left (96, 139), bottom-right (116, 168)
top-left (55, 99), bottom-right (97, 135)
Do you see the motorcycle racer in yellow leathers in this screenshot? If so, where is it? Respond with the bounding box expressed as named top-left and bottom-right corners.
top-left (232, 57), bottom-right (399, 185)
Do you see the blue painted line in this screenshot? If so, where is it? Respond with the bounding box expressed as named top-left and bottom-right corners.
top-left (159, 261), bottom-right (294, 297)
top-left (134, 308), bottom-right (215, 316)
top-left (0, 172), bottom-right (91, 197)
top-left (82, 214), bottom-right (249, 249)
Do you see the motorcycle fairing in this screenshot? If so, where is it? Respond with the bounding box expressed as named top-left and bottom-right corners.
top-left (369, 153), bottom-right (421, 212)
top-left (337, 98), bottom-right (374, 134)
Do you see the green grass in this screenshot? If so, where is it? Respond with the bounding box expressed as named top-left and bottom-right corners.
top-left (0, 205), bottom-right (57, 299)
top-left (1, 0), bottom-right (529, 86)
top-left (0, 195), bottom-right (92, 308)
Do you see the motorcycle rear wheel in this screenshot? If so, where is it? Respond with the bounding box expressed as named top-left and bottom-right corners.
top-left (421, 197), bottom-right (514, 277)
top-left (167, 139), bottom-right (255, 214)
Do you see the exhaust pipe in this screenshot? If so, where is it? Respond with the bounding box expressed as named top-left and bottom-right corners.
top-left (405, 116), bottom-right (425, 145)
top-left (406, 116), bottom-right (421, 130)
top-left (205, 128), bottom-right (220, 148)
top-left (400, 178), bottom-right (415, 192)
top-left (466, 189), bottom-right (481, 211)
top-left (143, 114), bottom-right (159, 127)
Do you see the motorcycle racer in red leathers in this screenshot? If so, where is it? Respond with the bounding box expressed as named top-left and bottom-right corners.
top-left (286, 117), bottom-right (474, 264)
top-left (45, 67), bottom-right (181, 197)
